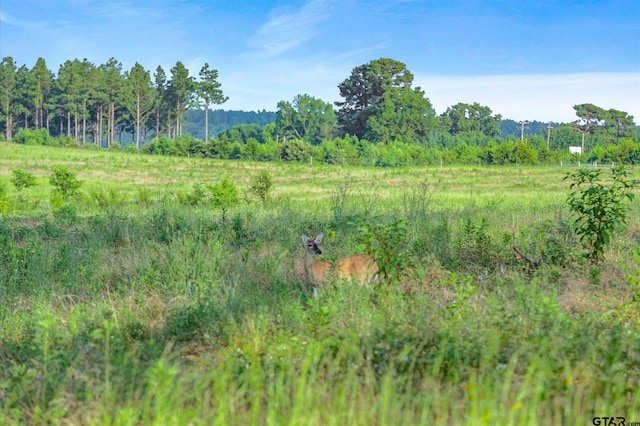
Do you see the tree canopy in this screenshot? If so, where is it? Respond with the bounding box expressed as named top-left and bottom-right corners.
top-left (275, 94), bottom-right (337, 144)
top-left (335, 58), bottom-right (436, 143)
top-left (1, 55), bottom-right (637, 162)
top-left (439, 102), bottom-right (502, 137)
top-left (572, 103), bottom-right (637, 150)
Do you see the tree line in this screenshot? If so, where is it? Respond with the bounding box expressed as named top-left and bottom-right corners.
top-left (1, 56), bottom-right (638, 164)
top-left (0, 56), bottom-right (227, 148)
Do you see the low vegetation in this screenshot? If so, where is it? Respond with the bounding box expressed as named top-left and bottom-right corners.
top-left (1, 142), bottom-right (639, 424)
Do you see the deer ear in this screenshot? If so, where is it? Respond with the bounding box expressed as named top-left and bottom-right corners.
top-left (314, 233), bottom-right (323, 243)
top-left (301, 234), bottom-right (308, 244)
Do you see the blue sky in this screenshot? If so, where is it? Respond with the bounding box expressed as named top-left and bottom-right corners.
top-left (1, 0), bottom-right (638, 122)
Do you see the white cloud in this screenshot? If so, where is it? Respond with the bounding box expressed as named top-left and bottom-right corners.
top-left (416, 73), bottom-right (640, 122)
top-left (247, 0), bottom-right (333, 57)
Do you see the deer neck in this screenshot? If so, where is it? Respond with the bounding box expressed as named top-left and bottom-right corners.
top-left (304, 251), bottom-right (314, 276)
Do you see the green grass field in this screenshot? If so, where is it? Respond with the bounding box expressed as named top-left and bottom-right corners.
top-left (1, 142), bottom-right (639, 425)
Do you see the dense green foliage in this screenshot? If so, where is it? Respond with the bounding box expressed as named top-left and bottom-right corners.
top-left (1, 55), bottom-right (637, 170)
top-left (439, 102), bottom-right (502, 137)
top-left (10, 168), bottom-right (36, 194)
top-left (335, 58), bottom-right (437, 143)
top-left (276, 94), bottom-right (337, 144)
top-left (565, 166), bottom-right (639, 263)
top-left (0, 144), bottom-right (639, 423)
top-left (0, 56), bottom-right (226, 147)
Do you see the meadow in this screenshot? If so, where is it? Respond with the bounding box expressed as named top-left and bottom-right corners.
top-left (1, 142), bottom-right (639, 425)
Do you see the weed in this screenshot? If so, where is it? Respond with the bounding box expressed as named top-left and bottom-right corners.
top-left (452, 216), bottom-right (496, 271)
top-left (402, 180), bottom-right (432, 222)
top-left (135, 187), bottom-right (153, 208)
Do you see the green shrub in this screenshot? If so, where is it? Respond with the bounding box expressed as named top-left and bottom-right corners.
top-left (208, 178), bottom-right (239, 221)
top-left (12, 128), bottom-right (54, 145)
top-left (179, 183), bottom-right (209, 206)
top-left (249, 170), bottom-right (273, 204)
top-left (11, 169), bottom-right (37, 196)
top-left (49, 166), bottom-right (82, 201)
top-left (565, 166), bottom-right (639, 263)
top-left (357, 218), bottom-right (412, 284)
top-left (124, 144), bottom-right (139, 154)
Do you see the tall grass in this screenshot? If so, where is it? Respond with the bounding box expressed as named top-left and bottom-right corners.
top-left (1, 142), bottom-right (639, 424)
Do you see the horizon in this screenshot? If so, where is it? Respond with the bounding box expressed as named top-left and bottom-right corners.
top-left (1, 0), bottom-right (638, 123)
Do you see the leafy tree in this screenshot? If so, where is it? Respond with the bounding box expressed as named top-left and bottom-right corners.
top-left (197, 63), bottom-right (228, 142)
top-left (218, 123), bottom-right (263, 144)
top-left (335, 58), bottom-right (416, 140)
top-left (280, 139), bottom-right (312, 162)
top-left (439, 102), bottom-right (502, 137)
top-left (549, 125), bottom-right (581, 151)
top-left (276, 94), bottom-right (337, 144)
top-left (124, 63), bottom-right (155, 149)
top-left (512, 141), bottom-right (537, 164)
top-left (365, 86), bottom-right (436, 144)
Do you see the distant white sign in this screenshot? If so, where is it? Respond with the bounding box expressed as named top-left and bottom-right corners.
top-left (569, 146), bottom-right (582, 155)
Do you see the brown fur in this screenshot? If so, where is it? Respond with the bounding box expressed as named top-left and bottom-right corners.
top-left (301, 234), bottom-right (378, 298)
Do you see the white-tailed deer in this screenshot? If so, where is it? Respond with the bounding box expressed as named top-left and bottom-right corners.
top-left (301, 233), bottom-right (379, 299)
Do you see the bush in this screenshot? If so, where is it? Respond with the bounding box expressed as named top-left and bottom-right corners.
top-left (13, 128), bottom-right (55, 145)
top-left (11, 169), bottom-right (37, 194)
top-left (208, 177), bottom-right (239, 220)
top-left (280, 139), bottom-right (312, 162)
top-left (357, 218), bottom-right (413, 284)
top-left (124, 144), bottom-right (139, 154)
top-left (179, 183), bottom-right (209, 206)
top-left (565, 166), bottom-right (639, 263)
top-left (49, 166), bottom-right (82, 201)
top-left (249, 170), bottom-right (273, 204)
